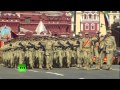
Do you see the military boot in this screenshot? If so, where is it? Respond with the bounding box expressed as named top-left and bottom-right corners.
top-left (67, 63), bottom-right (70, 68)
top-left (46, 64), bottom-right (50, 70)
top-left (49, 64), bottom-right (53, 70)
top-left (39, 64), bottom-right (43, 69)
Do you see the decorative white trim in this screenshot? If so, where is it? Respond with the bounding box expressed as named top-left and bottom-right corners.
top-left (97, 23), bottom-right (99, 31)
top-left (81, 23), bottom-right (83, 31)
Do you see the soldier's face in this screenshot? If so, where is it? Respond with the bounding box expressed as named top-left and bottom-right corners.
top-left (85, 35), bottom-right (89, 38)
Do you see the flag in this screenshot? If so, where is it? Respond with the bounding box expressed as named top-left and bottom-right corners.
top-left (11, 31), bottom-right (18, 38)
top-left (101, 11), bottom-right (110, 30)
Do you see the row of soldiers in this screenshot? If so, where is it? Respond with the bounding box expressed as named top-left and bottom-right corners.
top-left (0, 30), bottom-right (116, 70)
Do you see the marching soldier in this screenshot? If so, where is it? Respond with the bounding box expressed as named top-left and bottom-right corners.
top-left (65, 38), bottom-right (72, 68)
top-left (76, 37), bottom-right (83, 68)
top-left (35, 41), bottom-right (44, 69)
top-left (52, 37), bottom-right (59, 67)
top-left (91, 34), bottom-right (100, 69)
top-left (56, 38), bottom-right (64, 68)
top-left (8, 43), bottom-right (14, 68)
top-left (71, 38), bottom-right (77, 67)
top-left (81, 32), bottom-right (92, 70)
top-left (99, 35), bottom-right (105, 69)
top-left (28, 45), bottom-right (34, 69)
top-left (45, 37), bottom-right (54, 70)
top-left (104, 30), bottom-right (116, 70)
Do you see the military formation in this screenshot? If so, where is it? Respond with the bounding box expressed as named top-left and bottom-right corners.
top-left (0, 30), bottom-right (116, 70)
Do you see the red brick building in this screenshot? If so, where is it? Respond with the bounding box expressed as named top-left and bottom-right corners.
top-left (0, 11), bottom-right (72, 36)
top-left (80, 11), bottom-right (100, 36)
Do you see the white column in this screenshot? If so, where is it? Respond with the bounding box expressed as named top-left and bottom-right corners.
top-left (100, 12), bottom-right (106, 36)
top-left (76, 11), bottom-right (81, 35)
top-left (71, 15), bottom-right (74, 32)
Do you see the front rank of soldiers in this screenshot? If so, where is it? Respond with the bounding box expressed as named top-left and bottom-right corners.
top-left (0, 31), bottom-right (116, 70)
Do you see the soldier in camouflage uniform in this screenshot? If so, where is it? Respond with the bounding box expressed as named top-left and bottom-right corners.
top-left (52, 37), bottom-right (59, 67)
top-left (71, 37), bottom-right (79, 67)
top-left (91, 34), bottom-right (100, 69)
top-left (35, 40), bottom-right (44, 69)
top-left (81, 32), bottom-right (92, 70)
top-left (99, 35), bottom-right (105, 69)
top-left (104, 30), bottom-right (116, 70)
top-left (8, 43), bottom-right (14, 68)
top-left (65, 38), bottom-right (72, 68)
top-left (45, 37), bottom-right (54, 70)
top-left (76, 37), bottom-right (83, 68)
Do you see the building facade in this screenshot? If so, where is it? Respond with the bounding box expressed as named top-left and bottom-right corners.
top-left (76, 11), bottom-right (106, 36)
top-left (80, 11), bottom-right (99, 36)
top-left (109, 11), bottom-right (120, 26)
top-left (75, 11), bottom-right (120, 36)
top-left (0, 11), bottom-right (72, 37)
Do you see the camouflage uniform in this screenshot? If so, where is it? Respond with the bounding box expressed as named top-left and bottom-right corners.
top-left (99, 35), bottom-right (105, 68)
top-left (104, 31), bottom-right (116, 70)
top-left (81, 33), bottom-right (92, 70)
top-left (45, 38), bottom-right (54, 70)
top-left (65, 39), bottom-right (72, 68)
top-left (92, 36), bottom-right (100, 69)
top-left (76, 37), bottom-right (83, 68)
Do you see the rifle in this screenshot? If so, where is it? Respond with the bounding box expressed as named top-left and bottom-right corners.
top-left (66, 41), bottom-right (74, 50)
top-left (66, 41), bottom-right (80, 50)
top-left (58, 42), bottom-right (66, 50)
top-left (28, 42), bottom-right (38, 50)
top-left (18, 42), bottom-right (26, 51)
top-left (38, 42), bottom-right (46, 51)
top-left (98, 35), bottom-right (107, 54)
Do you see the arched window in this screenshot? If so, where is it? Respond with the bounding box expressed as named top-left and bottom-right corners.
top-left (85, 23), bottom-right (89, 30)
top-left (84, 14), bottom-right (87, 19)
top-left (91, 23), bottom-right (95, 30)
top-left (94, 14), bottom-right (96, 19)
top-left (113, 16), bottom-right (116, 19)
top-left (25, 17), bottom-right (30, 23)
top-left (89, 14), bottom-right (92, 19)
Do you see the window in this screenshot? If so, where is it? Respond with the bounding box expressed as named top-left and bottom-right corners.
top-left (94, 15), bottom-right (96, 19)
top-left (84, 14), bottom-right (87, 19)
top-left (113, 16), bottom-right (116, 19)
top-left (91, 23), bottom-right (95, 30)
top-left (85, 23), bottom-right (89, 30)
top-left (25, 18), bottom-right (30, 23)
top-left (89, 14), bottom-right (92, 19)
